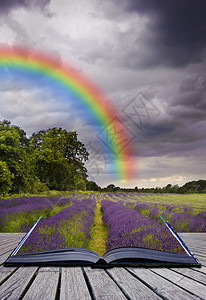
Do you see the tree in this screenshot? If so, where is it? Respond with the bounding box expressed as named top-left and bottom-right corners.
top-left (179, 180), bottom-right (206, 193)
top-left (74, 174), bottom-right (87, 191)
top-left (32, 149), bottom-right (73, 190)
top-left (86, 181), bottom-right (100, 191)
top-left (106, 184), bottom-right (116, 191)
top-left (0, 161), bottom-right (13, 194)
top-left (0, 120), bottom-right (32, 193)
top-left (29, 127), bottom-right (89, 190)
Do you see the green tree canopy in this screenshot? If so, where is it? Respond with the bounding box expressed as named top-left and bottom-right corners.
top-left (86, 180), bottom-right (100, 191)
top-left (0, 120), bottom-right (31, 193)
top-left (29, 127), bottom-right (89, 190)
top-left (0, 161), bottom-right (13, 194)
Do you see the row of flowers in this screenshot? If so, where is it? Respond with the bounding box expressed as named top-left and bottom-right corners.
top-left (19, 193), bottom-right (96, 253)
top-left (101, 199), bottom-right (185, 254)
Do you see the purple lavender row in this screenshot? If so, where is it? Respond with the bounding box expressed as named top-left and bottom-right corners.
top-left (0, 194), bottom-right (83, 232)
top-left (101, 200), bottom-right (185, 254)
top-left (18, 194), bottom-right (96, 254)
top-left (111, 192), bottom-right (206, 233)
top-left (133, 202), bottom-right (206, 232)
top-left (162, 210), bottom-right (206, 232)
top-left (96, 194), bottom-right (104, 202)
top-left (0, 194), bottom-right (75, 216)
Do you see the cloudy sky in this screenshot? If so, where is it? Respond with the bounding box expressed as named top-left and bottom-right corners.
top-left (0, 0), bottom-right (206, 188)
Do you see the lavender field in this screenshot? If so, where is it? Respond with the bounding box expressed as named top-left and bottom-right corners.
top-left (19, 194), bottom-right (96, 253)
top-left (0, 192), bottom-right (205, 255)
top-left (0, 193), bottom-right (83, 232)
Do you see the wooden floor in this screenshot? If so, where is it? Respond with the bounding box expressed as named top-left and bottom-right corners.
top-left (0, 233), bottom-right (206, 299)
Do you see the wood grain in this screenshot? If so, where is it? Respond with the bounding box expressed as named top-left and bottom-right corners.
top-left (22, 267), bottom-right (59, 300)
top-left (128, 267), bottom-right (198, 300)
top-left (0, 267), bottom-right (38, 299)
top-left (60, 267), bottom-right (91, 300)
top-left (107, 267), bottom-right (161, 299)
top-left (171, 267), bottom-right (206, 285)
top-left (0, 265), bottom-right (17, 284)
top-left (152, 268), bottom-right (206, 299)
top-left (84, 267), bottom-right (127, 300)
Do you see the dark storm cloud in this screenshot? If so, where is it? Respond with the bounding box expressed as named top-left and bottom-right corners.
top-left (0, 0), bottom-right (51, 14)
top-left (169, 75), bottom-right (206, 122)
top-left (118, 76), bottom-right (206, 159)
top-left (116, 0), bottom-right (206, 68)
top-left (132, 115), bottom-right (206, 158)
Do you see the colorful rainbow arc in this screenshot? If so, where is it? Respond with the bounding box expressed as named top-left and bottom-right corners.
top-left (0, 46), bottom-right (134, 181)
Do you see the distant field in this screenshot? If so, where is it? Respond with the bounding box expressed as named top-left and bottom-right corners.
top-left (131, 193), bottom-right (206, 207)
top-left (116, 193), bottom-right (206, 213)
top-left (0, 192), bottom-right (205, 255)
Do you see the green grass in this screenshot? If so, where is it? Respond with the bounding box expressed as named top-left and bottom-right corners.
top-left (40, 213), bottom-right (89, 248)
top-left (0, 190), bottom-right (84, 199)
top-left (125, 193), bottom-right (206, 213)
top-left (88, 198), bottom-right (108, 256)
top-left (1, 202), bottom-right (73, 232)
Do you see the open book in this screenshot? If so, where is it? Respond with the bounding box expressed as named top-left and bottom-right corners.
top-left (4, 216), bottom-right (200, 268)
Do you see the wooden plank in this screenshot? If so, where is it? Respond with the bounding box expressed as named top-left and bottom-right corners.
top-left (84, 267), bottom-right (127, 300)
top-left (179, 233), bottom-right (206, 237)
top-left (0, 267), bottom-right (38, 299)
top-left (0, 233), bottom-right (25, 241)
top-left (186, 244), bottom-right (206, 250)
top-left (171, 267), bottom-right (206, 285)
top-left (193, 255), bottom-right (206, 266)
top-left (0, 237), bottom-right (22, 246)
top-left (0, 240), bottom-right (24, 251)
top-left (22, 267), bottom-right (59, 300)
top-left (0, 233), bottom-right (25, 237)
top-left (190, 245), bottom-right (206, 250)
top-left (189, 243), bottom-right (206, 249)
top-left (179, 233), bottom-right (206, 245)
top-left (107, 268), bottom-right (161, 299)
top-left (152, 268), bottom-right (206, 299)
top-left (0, 265), bottom-right (17, 284)
top-left (191, 248), bottom-right (206, 254)
top-left (0, 251), bottom-right (15, 265)
top-left (189, 249), bottom-right (206, 257)
top-left (60, 267), bottom-right (91, 300)
top-left (186, 241), bottom-right (206, 247)
top-left (0, 236), bottom-right (24, 244)
top-left (191, 252), bottom-right (206, 260)
top-left (127, 267), bottom-right (198, 300)
top-left (192, 266), bottom-right (206, 275)
top-left (179, 235), bottom-right (206, 247)
top-left (0, 241), bottom-right (22, 254)
top-left (0, 233), bottom-right (25, 264)
top-left (0, 233), bottom-right (25, 256)
top-left (0, 232), bottom-right (25, 237)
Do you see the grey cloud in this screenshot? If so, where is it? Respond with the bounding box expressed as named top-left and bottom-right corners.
top-left (168, 75), bottom-right (206, 122)
top-left (114, 84), bottom-right (206, 159)
top-left (112, 0), bottom-right (206, 68)
top-left (0, 0), bottom-right (51, 15)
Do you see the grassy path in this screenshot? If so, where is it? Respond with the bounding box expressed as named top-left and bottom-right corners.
top-left (88, 197), bottom-right (108, 256)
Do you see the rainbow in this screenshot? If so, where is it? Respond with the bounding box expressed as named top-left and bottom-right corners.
top-left (0, 46), bottom-right (134, 180)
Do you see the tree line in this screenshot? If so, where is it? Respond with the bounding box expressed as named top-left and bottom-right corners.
top-left (102, 180), bottom-right (206, 194)
top-left (0, 120), bottom-right (90, 194)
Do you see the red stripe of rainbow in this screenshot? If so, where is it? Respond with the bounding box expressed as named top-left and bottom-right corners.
top-left (0, 46), bottom-right (134, 181)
